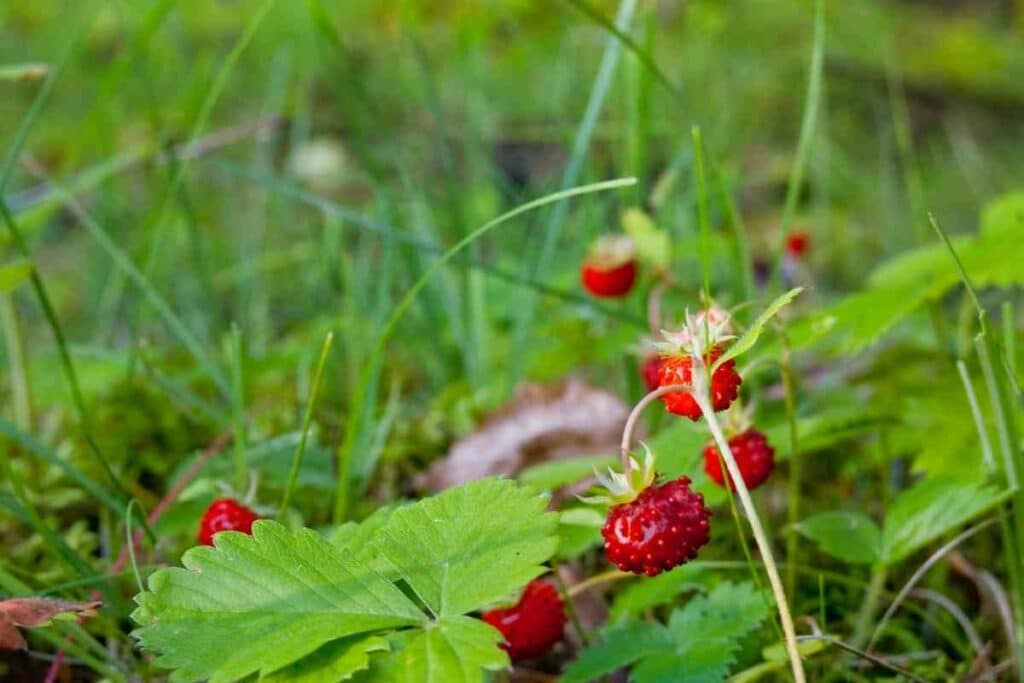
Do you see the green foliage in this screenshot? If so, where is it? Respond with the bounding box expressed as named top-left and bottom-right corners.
top-left (714, 288), bottom-right (803, 370)
top-left (133, 479), bottom-right (557, 681)
top-left (621, 207), bottom-right (671, 269)
top-left (799, 476), bottom-right (1005, 567)
top-left (795, 511), bottom-right (882, 565)
top-left (608, 564), bottom-right (707, 621)
top-left (880, 476), bottom-right (1005, 564)
top-left (0, 258), bottom-right (32, 293)
top-left (564, 582), bottom-right (769, 683)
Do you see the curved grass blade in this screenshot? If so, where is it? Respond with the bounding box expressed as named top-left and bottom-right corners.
top-left (562, 0), bottom-right (681, 99)
top-left (333, 177), bottom-right (636, 521)
top-left (713, 288), bottom-right (804, 371)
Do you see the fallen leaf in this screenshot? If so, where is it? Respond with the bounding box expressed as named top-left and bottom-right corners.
top-left (419, 378), bottom-right (630, 491)
top-left (0, 598), bottom-right (101, 650)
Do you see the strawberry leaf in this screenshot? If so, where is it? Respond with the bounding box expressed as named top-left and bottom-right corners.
top-left (713, 288), bottom-right (803, 372)
top-left (353, 616), bottom-right (507, 683)
top-left (262, 635), bottom-right (388, 683)
top-left (132, 522), bottom-right (425, 682)
top-left (564, 582), bottom-right (769, 683)
top-left (795, 511), bottom-right (882, 565)
top-left (360, 477), bottom-right (559, 616)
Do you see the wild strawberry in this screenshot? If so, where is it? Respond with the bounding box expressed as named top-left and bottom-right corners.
top-left (482, 579), bottom-right (566, 660)
top-left (198, 498), bottom-right (260, 546)
top-left (656, 346), bottom-right (742, 420)
top-left (581, 234), bottom-right (637, 298)
top-left (641, 355), bottom-right (663, 391)
top-left (602, 476), bottom-right (711, 576)
top-left (785, 231), bottom-right (810, 258)
top-left (703, 428), bottom-right (775, 491)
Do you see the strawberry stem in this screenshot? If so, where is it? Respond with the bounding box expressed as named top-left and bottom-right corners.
top-left (620, 383), bottom-right (690, 480)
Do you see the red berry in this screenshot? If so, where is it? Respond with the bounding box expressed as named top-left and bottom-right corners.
top-left (581, 260), bottom-right (637, 298)
top-left (641, 355), bottom-right (663, 391)
top-left (656, 346), bottom-right (742, 421)
top-left (601, 477), bottom-right (711, 576)
top-left (482, 579), bottom-right (566, 660)
top-left (703, 428), bottom-right (775, 491)
top-left (198, 498), bottom-right (260, 546)
top-left (786, 231), bottom-right (810, 258)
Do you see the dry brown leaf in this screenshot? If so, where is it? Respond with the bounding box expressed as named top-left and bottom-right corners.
top-left (0, 598), bottom-right (101, 650)
top-left (419, 378), bottom-right (631, 491)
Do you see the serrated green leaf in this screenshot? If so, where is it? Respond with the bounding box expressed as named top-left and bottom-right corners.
top-left (132, 521), bottom-right (424, 683)
top-left (0, 258), bottom-right (32, 293)
top-left (795, 511), bottom-right (882, 565)
top-left (621, 207), bottom-right (670, 269)
top-left (361, 478), bottom-right (559, 616)
top-left (634, 582), bottom-right (771, 683)
top-left (714, 288), bottom-right (803, 371)
top-left (261, 635), bottom-right (388, 683)
top-left (880, 476), bottom-right (1006, 565)
top-left (562, 619), bottom-right (673, 683)
top-left (568, 582), bottom-right (769, 683)
top-left (355, 616), bottom-right (507, 683)
top-left (608, 564), bottom-right (706, 621)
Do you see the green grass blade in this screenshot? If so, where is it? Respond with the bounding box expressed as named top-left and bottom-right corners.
top-left (280, 332), bottom-right (334, 515)
top-left (333, 177), bottom-right (636, 521)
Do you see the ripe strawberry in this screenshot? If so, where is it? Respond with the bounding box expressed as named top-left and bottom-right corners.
top-left (482, 579), bottom-right (566, 661)
top-left (785, 231), bottom-right (810, 258)
top-left (602, 476), bottom-right (711, 576)
top-left (581, 234), bottom-right (637, 298)
top-left (198, 498), bottom-right (260, 546)
top-left (641, 355), bottom-right (663, 391)
top-left (703, 428), bottom-right (775, 491)
top-left (656, 346), bottom-right (742, 420)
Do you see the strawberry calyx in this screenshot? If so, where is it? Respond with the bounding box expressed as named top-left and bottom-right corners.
top-left (654, 304), bottom-right (735, 360)
top-left (580, 443), bottom-right (657, 506)
top-left (585, 234), bottom-right (636, 270)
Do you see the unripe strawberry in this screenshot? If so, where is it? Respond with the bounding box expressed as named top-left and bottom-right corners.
top-left (482, 579), bottom-right (566, 660)
top-left (656, 346), bottom-right (742, 420)
top-left (581, 234), bottom-right (637, 298)
top-left (703, 428), bottom-right (775, 491)
top-left (602, 476), bottom-right (711, 576)
top-left (198, 498), bottom-right (260, 546)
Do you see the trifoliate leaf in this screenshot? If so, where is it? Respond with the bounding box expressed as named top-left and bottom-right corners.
top-left (360, 477), bottom-right (558, 616)
top-left (713, 288), bottom-right (803, 371)
top-left (261, 635), bottom-right (388, 683)
top-left (795, 511), bottom-right (882, 565)
top-left (621, 207), bottom-right (671, 269)
top-left (880, 476), bottom-right (1007, 565)
top-left (132, 522), bottom-right (425, 683)
top-left (354, 616), bottom-right (507, 683)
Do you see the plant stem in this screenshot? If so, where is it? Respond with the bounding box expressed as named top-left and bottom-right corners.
top-left (850, 566), bottom-right (886, 649)
top-left (620, 383), bottom-right (689, 479)
top-left (781, 331), bottom-right (801, 600)
top-left (696, 385), bottom-right (806, 681)
top-left (552, 566), bottom-right (591, 646)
